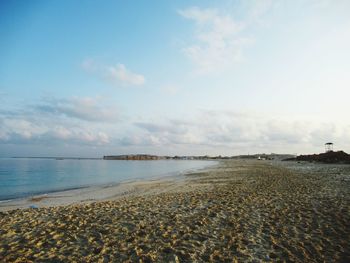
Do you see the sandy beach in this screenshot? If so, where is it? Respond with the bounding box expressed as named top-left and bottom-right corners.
top-left (0, 159), bottom-right (349, 262)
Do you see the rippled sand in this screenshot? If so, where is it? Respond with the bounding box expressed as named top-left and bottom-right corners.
top-left (0, 160), bottom-right (349, 262)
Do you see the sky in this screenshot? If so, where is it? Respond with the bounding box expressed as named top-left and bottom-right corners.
top-left (1, 0), bottom-right (350, 157)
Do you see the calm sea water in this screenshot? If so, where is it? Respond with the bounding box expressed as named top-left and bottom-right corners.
top-left (0, 158), bottom-right (215, 201)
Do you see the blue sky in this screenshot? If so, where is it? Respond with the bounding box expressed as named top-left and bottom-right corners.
top-left (1, 0), bottom-right (350, 157)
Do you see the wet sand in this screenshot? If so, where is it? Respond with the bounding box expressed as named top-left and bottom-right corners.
top-left (0, 160), bottom-right (349, 262)
top-left (0, 177), bottom-right (191, 212)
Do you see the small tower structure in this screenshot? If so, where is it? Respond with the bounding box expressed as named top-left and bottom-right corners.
top-left (325, 142), bottom-right (333, 153)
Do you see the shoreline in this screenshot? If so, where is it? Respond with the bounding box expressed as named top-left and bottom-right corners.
top-left (0, 161), bottom-right (219, 212)
top-left (1, 159), bottom-right (349, 262)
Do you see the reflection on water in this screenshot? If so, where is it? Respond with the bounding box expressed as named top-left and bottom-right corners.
top-left (0, 158), bottom-right (214, 200)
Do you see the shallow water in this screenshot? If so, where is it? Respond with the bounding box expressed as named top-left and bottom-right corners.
top-left (0, 158), bottom-right (215, 200)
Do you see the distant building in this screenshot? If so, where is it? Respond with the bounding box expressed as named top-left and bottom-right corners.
top-left (325, 142), bottom-right (333, 153)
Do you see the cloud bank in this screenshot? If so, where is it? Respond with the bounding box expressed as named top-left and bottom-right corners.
top-left (1, 103), bottom-right (350, 155)
top-left (129, 110), bottom-right (350, 154)
top-left (36, 97), bottom-right (119, 122)
top-left (0, 97), bottom-right (117, 146)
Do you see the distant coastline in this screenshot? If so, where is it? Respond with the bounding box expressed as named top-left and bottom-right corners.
top-left (11, 157), bottom-right (102, 160)
top-left (103, 153), bottom-right (294, 160)
top-left (7, 153), bottom-right (295, 161)
top-left (103, 154), bottom-right (212, 160)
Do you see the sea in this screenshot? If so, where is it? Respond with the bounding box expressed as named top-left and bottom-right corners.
top-left (0, 158), bottom-right (215, 201)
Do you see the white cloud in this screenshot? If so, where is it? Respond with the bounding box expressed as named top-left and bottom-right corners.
top-left (0, 96), bottom-right (116, 146)
top-left (0, 118), bottom-right (111, 146)
top-left (51, 126), bottom-right (72, 139)
top-left (106, 64), bottom-right (145, 86)
top-left (82, 59), bottom-right (145, 87)
top-left (81, 58), bottom-right (97, 72)
top-left (249, 0), bottom-right (273, 21)
top-left (42, 127), bottom-right (110, 145)
top-left (2, 119), bottom-right (47, 140)
top-left (161, 84), bottom-right (181, 95)
top-left (74, 131), bottom-right (110, 145)
top-left (178, 6), bottom-right (253, 74)
top-left (37, 97), bottom-right (119, 122)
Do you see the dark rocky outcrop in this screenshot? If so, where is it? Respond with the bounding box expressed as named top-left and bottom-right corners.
top-left (284, 151), bottom-right (350, 164)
